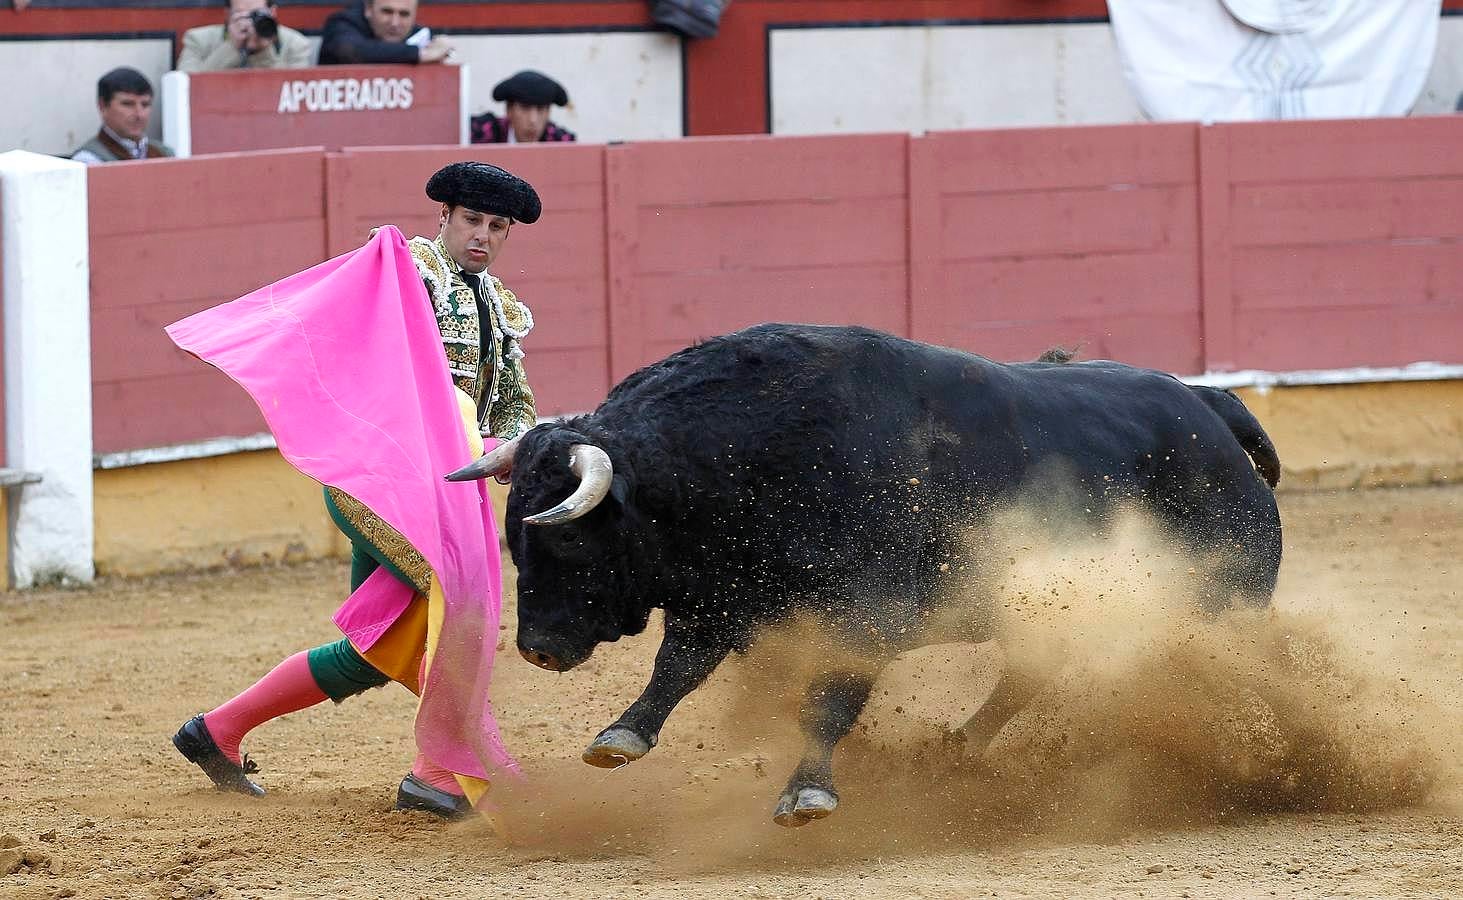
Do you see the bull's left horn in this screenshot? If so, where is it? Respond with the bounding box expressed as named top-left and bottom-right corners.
top-left (445, 435), bottom-right (521, 482)
top-left (523, 444), bottom-right (613, 526)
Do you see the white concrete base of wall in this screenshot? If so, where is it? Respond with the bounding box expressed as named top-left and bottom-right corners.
top-left (161, 71), bottom-right (193, 159)
top-left (0, 150), bottom-right (95, 587)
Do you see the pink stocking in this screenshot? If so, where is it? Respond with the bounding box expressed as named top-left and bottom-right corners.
top-left (410, 654), bottom-right (463, 796)
top-left (411, 753), bottom-right (464, 796)
top-left (203, 651), bottom-right (328, 764)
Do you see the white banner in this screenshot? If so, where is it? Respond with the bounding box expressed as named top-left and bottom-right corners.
top-left (1108, 0), bottom-right (1442, 121)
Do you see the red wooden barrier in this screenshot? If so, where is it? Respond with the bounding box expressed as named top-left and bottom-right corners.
top-left (325, 144), bottom-right (612, 417)
top-left (1203, 116), bottom-right (1463, 372)
top-left (607, 133), bottom-right (911, 379)
top-left (913, 123), bottom-right (1204, 375)
top-left (79, 117), bottom-right (1463, 456)
top-left (87, 148), bottom-right (328, 454)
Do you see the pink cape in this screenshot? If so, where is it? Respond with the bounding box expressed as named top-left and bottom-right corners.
top-left (166, 227), bottom-right (518, 780)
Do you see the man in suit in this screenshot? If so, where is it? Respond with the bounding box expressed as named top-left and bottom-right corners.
top-left (71, 68), bottom-right (174, 164)
top-left (177, 0), bottom-right (314, 72)
top-left (318, 0), bottom-right (453, 65)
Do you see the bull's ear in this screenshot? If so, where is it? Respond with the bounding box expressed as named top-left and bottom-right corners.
top-left (609, 474), bottom-right (632, 509)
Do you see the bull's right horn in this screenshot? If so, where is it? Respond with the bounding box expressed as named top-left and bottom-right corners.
top-left (445, 435), bottom-right (521, 482)
top-left (523, 444), bottom-right (613, 526)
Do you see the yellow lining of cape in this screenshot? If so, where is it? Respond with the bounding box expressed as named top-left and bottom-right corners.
top-left (355, 579), bottom-right (492, 808)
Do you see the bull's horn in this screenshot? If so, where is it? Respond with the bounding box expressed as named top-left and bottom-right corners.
top-left (523, 444), bottom-right (613, 526)
top-left (444, 435), bottom-right (521, 482)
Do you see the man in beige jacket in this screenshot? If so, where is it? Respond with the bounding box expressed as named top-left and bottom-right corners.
top-left (178, 0), bottom-right (314, 72)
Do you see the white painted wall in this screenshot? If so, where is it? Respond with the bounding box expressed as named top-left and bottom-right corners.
top-left (451, 31), bottom-right (684, 142)
top-left (0, 151), bottom-right (94, 587)
top-left (0, 39), bottom-right (173, 157)
top-left (1416, 15), bottom-right (1463, 114)
top-left (770, 23), bottom-right (1145, 135)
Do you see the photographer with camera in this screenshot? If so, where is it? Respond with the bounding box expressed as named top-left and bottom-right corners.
top-left (178, 0), bottom-right (313, 72)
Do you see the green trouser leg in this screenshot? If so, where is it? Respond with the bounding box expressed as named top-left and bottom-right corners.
top-left (312, 487), bottom-right (421, 701)
top-left (307, 638), bottom-right (390, 702)
top-left (323, 487), bottom-right (419, 592)
top-left (350, 542), bottom-right (380, 593)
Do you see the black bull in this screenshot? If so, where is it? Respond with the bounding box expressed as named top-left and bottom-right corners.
top-left (449, 323), bottom-right (1283, 827)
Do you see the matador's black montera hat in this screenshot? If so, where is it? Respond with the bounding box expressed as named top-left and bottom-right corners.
top-left (425, 161), bottom-right (542, 224)
top-left (492, 70), bottom-right (569, 107)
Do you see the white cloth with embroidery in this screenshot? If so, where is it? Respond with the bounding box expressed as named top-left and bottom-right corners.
top-left (1107, 0), bottom-right (1441, 121)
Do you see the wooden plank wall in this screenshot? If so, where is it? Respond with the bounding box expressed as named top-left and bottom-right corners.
top-left (1210, 117), bottom-right (1463, 371)
top-left (607, 133), bottom-right (910, 379)
top-left (76, 117), bottom-right (1463, 456)
top-left (324, 143), bottom-right (612, 419)
top-left (86, 149), bottom-right (326, 454)
top-left (912, 123), bottom-right (1203, 374)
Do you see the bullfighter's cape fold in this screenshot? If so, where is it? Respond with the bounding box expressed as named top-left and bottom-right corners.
top-left (164, 226), bottom-right (519, 798)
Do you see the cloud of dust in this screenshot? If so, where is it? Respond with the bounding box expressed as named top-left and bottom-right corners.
top-left (482, 497), bottom-right (1460, 871)
top-left (950, 504), bottom-right (1456, 819)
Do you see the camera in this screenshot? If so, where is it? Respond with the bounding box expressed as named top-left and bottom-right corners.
top-left (248, 8), bottom-right (278, 41)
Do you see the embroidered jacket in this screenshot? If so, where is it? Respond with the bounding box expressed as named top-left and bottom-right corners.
top-left (468, 112), bottom-right (577, 144)
top-left (407, 235), bottom-right (537, 441)
top-left (323, 234), bottom-right (537, 587)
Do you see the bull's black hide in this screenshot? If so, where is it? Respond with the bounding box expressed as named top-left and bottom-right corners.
top-left (468, 323), bottom-right (1283, 827)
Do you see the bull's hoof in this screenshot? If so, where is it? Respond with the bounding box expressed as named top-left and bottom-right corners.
top-left (772, 787), bottom-right (838, 828)
top-left (582, 727), bottom-right (651, 769)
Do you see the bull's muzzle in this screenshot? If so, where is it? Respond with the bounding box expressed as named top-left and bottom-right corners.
top-left (516, 634), bottom-right (593, 672)
top-left (518, 645), bottom-right (569, 672)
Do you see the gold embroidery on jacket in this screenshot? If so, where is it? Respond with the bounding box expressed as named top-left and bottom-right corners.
top-left (325, 485), bottom-right (431, 593)
top-left (329, 234), bottom-right (542, 583)
top-left (407, 236), bottom-right (537, 438)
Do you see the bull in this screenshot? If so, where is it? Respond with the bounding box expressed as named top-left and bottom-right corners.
top-left (448, 323), bottom-right (1282, 827)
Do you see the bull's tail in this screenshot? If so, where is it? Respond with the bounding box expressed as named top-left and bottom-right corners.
top-left (1190, 385), bottom-right (1281, 489)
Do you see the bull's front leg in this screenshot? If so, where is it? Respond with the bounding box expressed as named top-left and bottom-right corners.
top-left (582, 624), bottom-right (730, 768)
top-left (773, 671), bottom-right (875, 828)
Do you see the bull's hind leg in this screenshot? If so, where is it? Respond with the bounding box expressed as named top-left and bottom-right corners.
top-left (956, 648), bottom-right (1043, 757)
top-left (773, 671), bottom-right (874, 828)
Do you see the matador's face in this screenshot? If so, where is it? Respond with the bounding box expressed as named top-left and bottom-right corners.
top-left (439, 204), bottom-right (511, 275)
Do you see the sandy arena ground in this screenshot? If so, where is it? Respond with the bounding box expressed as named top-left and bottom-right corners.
top-left (1, 485), bottom-right (1460, 899)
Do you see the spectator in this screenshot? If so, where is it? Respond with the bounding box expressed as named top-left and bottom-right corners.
top-left (177, 0), bottom-right (313, 72)
top-left (470, 70), bottom-right (576, 144)
top-left (318, 0), bottom-right (452, 66)
top-left (71, 68), bottom-right (174, 164)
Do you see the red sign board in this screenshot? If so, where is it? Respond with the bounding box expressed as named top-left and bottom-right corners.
top-left (162, 65), bottom-right (463, 156)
